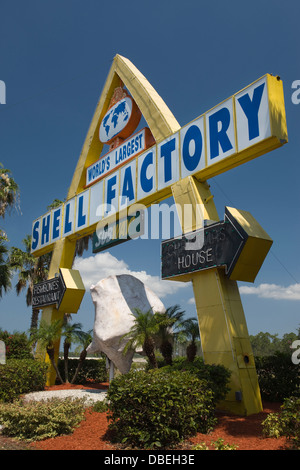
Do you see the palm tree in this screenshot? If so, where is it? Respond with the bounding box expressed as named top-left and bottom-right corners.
top-left (155, 305), bottom-right (186, 365)
top-left (62, 321), bottom-right (87, 383)
top-left (30, 319), bottom-right (64, 384)
top-left (0, 163), bottom-right (19, 220)
top-left (122, 309), bottom-right (164, 369)
top-left (70, 329), bottom-right (93, 384)
top-left (75, 235), bottom-right (91, 258)
top-left (0, 242), bottom-right (12, 297)
top-left (9, 235), bottom-right (51, 331)
top-left (7, 198), bottom-right (60, 331)
top-left (156, 306), bottom-right (199, 364)
top-left (0, 164), bottom-right (19, 296)
top-left (183, 319), bottom-right (200, 362)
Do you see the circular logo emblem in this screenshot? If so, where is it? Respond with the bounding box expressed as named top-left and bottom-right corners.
top-left (99, 96), bottom-right (141, 144)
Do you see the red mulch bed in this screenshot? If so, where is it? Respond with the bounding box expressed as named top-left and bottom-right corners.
top-left (24, 382), bottom-right (289, 451)
top-left (44, 382), bottom-right (110, 391)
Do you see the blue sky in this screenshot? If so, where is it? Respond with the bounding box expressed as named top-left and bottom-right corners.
top-left (0, 0), bottom-right (299, 338)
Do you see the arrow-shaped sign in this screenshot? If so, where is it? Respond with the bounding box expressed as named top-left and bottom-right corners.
top-left (32, 271), bottom-right (65, 309)
top-left (161, 207), bottom-right (273, 283)
top-left (32, 268), bottom-right (85, 313)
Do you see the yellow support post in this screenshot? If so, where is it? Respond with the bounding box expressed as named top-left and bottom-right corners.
top-left (171, 176), bottom-right (263, 416)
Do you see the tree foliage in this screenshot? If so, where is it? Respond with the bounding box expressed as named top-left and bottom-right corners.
top-left (250, 330), bottom-right (299, 356)
top-left (122, 309), bottom-right (165, 369)
top-left (9, 235), bottom-right (52, 330)
top-left (30, 319), bottom-right (64, 383)
top-left (0, 163), bottom-right (19, 221)
top-left (0, 163), bottom-right (19, 297)
top-left (155, 305), bottom-right (192, 365)
top-left (0, 242), bottom-right (12, 297)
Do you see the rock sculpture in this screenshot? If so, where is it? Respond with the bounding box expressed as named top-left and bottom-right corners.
top-left (86, 274), bottom-right (165, 374)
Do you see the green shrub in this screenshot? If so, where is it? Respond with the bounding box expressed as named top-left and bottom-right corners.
top-left (130, 360), bottom-right (147, 372)
top-left (0, 359), bottom-right (48, 403)
top-left (192, 438), bottom-right (238, 450)
top-left (0, 397), bottom-right (86, 441)
top-left (255, 352), bottom-right (300, 402)
top-left (107, 369), bottom-right (217, 449)
top-left (92, 400), bottom-right (109, 413)
top-left (57, 358), bottom-right (108, 384)
top-left (159, 357), bottom-right (231, 404)
top-left (262, 396), bottom-right (300, 449)
top-left (0, 330), bottom-right (33, 359)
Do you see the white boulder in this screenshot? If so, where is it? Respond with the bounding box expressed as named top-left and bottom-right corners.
top-left (86, 274), bottom-right (165, 374)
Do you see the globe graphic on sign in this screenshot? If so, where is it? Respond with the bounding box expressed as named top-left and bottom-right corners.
top-left (99, 97), bottom-right (133, 143)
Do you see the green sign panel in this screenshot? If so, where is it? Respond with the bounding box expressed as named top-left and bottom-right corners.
top-left (92, 211), bottom-right (144, 253)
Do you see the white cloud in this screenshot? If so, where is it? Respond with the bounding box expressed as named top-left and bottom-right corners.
top-left (239, 283), bottom-right (300, 301)
top-left (73, 252), bottom-right (187, 299)
top-left (188, 297), bottom-right (195, 304)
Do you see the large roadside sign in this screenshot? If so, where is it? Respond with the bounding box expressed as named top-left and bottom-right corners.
top-left (31, 72), bottom-right (287, 257)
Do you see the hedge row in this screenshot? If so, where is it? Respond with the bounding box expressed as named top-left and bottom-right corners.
top-left (0, 359), bottom-right (48, 402)
top-left (255, 352), bottom-right (300, 402)
top-left (0, 330), bottom-right (33, 360)
top-left (56, 358), bottom-right (108, 384)
top-left (0, 358), bottom-right (108, 403)
top-left (154, 354), bottom-right (300, 403)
